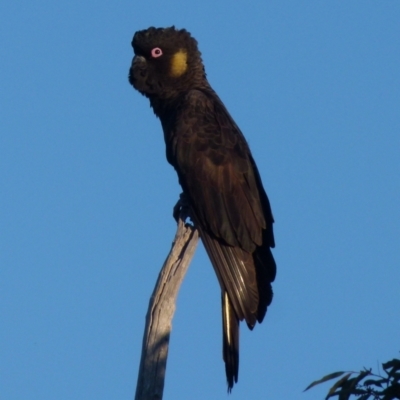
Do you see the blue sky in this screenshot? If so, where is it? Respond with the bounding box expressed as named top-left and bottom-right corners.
top-left (1, 1), bottom-right (399, 399)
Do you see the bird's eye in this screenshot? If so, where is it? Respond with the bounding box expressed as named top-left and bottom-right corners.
top-left (151, 47), bottom-right (163, 58)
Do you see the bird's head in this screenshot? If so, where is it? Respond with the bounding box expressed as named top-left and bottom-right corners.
top-left (128, 27), bottom-right (206, 100)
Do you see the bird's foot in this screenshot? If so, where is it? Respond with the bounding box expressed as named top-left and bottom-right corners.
top-left (173, 192), bottom-right (191, 223)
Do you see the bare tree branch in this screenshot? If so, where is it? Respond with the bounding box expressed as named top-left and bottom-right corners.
top-left (134, 217), bottom-right (199, 400)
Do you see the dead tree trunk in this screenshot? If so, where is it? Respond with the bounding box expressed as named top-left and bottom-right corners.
top-left (134, 218), bottom-right (199, 400)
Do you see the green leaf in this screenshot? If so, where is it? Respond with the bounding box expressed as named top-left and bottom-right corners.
top-left (358, 394), bottom-right (372, 400)
top-left (326, 373), bottom-right (353, 399)
top-left (390, 372), bottom-right (400, 382)
top-left (382, 359), bottom-right (400, 373)
top-left (333, 376), bottom-right (370, 400)
top-left (364, 378), bottom-right (384, 388)
top-left (304, 371), bottom-right (346, 392)
top-left (381, 382), bottom-right (400, 399)
top-left (351, 370), bottom-right (371, 388)
top-left (335, 377), bottom-right (358, 400)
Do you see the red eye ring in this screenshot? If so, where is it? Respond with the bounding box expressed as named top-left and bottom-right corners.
top-left (151, 47), bottom-right (163, 58)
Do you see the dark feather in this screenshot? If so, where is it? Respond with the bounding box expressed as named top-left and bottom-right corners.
top-left (222, 292), bottom-right (239, 391)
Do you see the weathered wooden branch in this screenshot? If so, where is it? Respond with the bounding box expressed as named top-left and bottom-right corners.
top-left (134, 217), bottom-right (199, 400)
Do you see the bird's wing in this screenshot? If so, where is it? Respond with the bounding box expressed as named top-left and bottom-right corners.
top-left (172, 89), bottom-right (272, 249)
top-left (169, 89), bottom-right (274, 323)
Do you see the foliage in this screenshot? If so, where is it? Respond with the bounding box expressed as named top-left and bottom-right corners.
top-left (304, 358), bottom-right (400, 400)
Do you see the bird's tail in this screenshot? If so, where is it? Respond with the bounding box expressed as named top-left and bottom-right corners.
top-left (222, 291), bottom-right (239, 391)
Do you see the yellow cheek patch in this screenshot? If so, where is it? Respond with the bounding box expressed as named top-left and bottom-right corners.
top-left (170, 50), bottom-right (188, 77)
